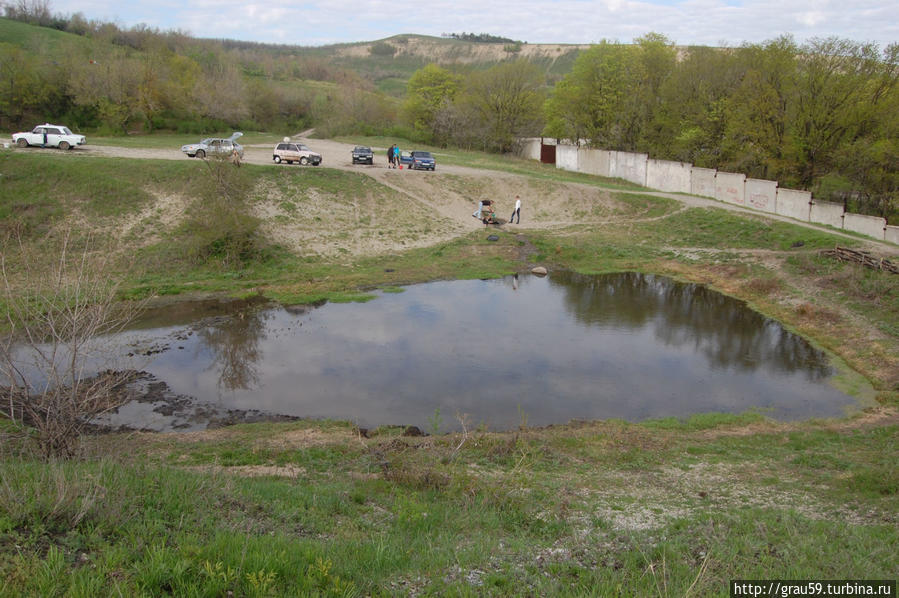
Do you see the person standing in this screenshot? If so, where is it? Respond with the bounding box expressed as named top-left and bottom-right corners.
top-left (472, 199), bottom-right (484, 219)
top-left (509, 195), bottom-right (521, 224)
top-left (387, 144), bottom-right (396, 168)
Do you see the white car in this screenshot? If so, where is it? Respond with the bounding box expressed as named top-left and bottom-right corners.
top-left (181, 132), bottom-right (244, 159)
top-left (12, 124), bottom-right (86, 150)
top-left (272, 141), bottom-right (322, 165)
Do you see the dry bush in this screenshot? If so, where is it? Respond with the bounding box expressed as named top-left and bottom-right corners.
top-left (1, 232), bottom-right (143, 459)
top-left (795, 302), bottom-right (842, 325)
top-left (744, 277), bottom-right (782, 296)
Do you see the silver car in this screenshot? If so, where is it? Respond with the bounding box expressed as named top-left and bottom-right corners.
top-left (181, 132), bottom-right (243, 159)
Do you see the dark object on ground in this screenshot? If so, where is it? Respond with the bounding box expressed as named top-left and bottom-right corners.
top-left (487, 235), bottom-right (499, 242)
top-left (403, 425), bottom-right (425, 437)
top-left (791, 240), bottom-right (805, 248)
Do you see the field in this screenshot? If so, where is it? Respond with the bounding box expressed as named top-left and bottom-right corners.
top-left (1, 137), bottom-right (897, 596)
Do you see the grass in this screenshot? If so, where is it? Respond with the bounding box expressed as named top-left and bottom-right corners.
top-left (1, 137), bottom-right (898, 595)
top-left (1, 417), bottom-right (896, 596)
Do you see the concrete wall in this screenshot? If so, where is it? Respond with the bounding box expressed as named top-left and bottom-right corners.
top-left (531, 141), bottom-right (894, 242)
top-left (579, 148), bottom-right (611, 177)
top-left (646, 159), bottom-right (692, 193)
top-left (609, 151), bottom-right (648, 186)
top-left (843, 213), bottom-right (886, 240)
top-left (518, 138), bottom-right (542, 161)
top-left (556, 144), bottom-right (579, 172)
top-left (776, 188), bottom-right (811, 222)
top-left (715, 172), bottom-right (746, 206)
top-left (810, 200), bottom-right (844, 229)
top-left (745, 178), bottom-right (778, 213)
top-left (691, 167), bottom-right (716, 199)
top-left (886, 226), bottom-right (899, 244)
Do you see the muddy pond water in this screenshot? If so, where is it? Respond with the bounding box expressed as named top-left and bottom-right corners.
top-left (96, 272), bottom-right (859, 432)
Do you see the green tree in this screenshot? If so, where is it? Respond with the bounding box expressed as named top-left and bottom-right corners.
top-left (786, 38), bottom-right (899, 187)
top-left (720, 36), bottom-right (799, 179)
top-left (403, 63), bottom-right (460, 142)
top-left (0, 43), bottom-right (50, 126)
top-left (543, 41), bottom-right (642, 149)
top-left (463, 59), bottom-right (545, 152)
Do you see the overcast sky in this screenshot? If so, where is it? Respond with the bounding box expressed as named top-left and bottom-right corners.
top-left (47, 0), bottom-right (898, 48)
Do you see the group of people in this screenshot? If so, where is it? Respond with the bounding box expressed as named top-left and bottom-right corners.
top-left (387, 144), bottom-right (401, 168)
top-left (472, 195), bottom-right (522, 225)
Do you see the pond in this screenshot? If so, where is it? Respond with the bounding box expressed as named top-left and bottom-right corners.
top-left (93, 272), bottom-right (861, 432)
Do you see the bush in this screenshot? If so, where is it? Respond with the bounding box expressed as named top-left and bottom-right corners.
top-left (180, 159), bottom-right (267, 267)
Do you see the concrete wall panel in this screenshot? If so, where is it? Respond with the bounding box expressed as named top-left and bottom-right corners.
top-left (556, 144), bottom-right (579, 171)
top-left (843, 213), bottom-right (886, 240)
top-left (691, 167), bottom-right (716, 198)
top-left (886, 226), bottom-right (899, 244)
top-left (745, 178), bottom-right (777, 213)
top-left (810, 200), bottom-right (844, 229)
top-left (579, 148), bottom-right (611, 177)
top-left (776, 188), bottom-right (811, 221)
top-left (715, 172), bottom-right (746, 205)
top-left (609, 151), bottom-right (648, 186)
top-left (646, 159), bottom-right (691, 193)
top-left (518, 138), bottom-right (542, 161)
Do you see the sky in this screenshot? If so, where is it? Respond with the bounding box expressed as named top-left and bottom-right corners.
top-left (47, 0), bottom-right (898, 48)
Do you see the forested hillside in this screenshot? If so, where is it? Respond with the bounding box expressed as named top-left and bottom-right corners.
top-left (1, 10), bottom-right (897, 221)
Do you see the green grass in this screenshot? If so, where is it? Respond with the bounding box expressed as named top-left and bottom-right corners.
top-left (1, 418), bottom-right (896, 596)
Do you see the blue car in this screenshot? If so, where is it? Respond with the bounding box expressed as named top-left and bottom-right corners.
top-left (397, 150), bottom-right (413, 168)
top-left (410, 151), bottom-right (436, 171)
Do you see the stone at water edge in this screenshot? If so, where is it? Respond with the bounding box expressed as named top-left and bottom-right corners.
top-left (531, 266), bottom-right (548, 276)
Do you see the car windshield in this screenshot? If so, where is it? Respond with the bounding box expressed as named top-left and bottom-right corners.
top-left (298, 145), bottom-right (311, 151)
top-left (201, 138), bottom-right (214, 145)
top-left (415, 152), bottom-right (433, 158)
top-left (61, 127), bottom-right (73, 135)
top-left (356, 147), bottom-right (370, 151)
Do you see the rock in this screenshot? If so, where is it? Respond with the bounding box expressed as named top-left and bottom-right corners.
top-left (486, 235), bottom-right (499, 242)
top-left (531, 266), bottom-right (548, 276)
top-left (402, 425), bottom-right (425, 437)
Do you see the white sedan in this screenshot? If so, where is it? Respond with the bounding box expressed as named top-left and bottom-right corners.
top-left (12, 124), bottom-right (86, 150)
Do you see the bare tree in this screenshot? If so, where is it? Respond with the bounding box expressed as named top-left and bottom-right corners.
top-left (4, 0), bottom-right (53, 25)
top-left (1, 232), bottom-right (142, 459)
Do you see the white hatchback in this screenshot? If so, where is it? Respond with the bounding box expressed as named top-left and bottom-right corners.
top-left (12, 124), bottom-right (86, 150)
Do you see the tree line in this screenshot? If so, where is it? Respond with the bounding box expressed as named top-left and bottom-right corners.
top-left (406, 34), bottom-right (898, 221)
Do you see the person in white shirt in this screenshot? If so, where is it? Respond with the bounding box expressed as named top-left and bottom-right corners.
top-left (509, 195), bottom-right (521, 224)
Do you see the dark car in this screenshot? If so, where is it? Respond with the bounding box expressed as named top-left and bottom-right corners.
top-left (410, 151), bottom-right (436, 171)
top-left (352, 146), bottom-right (374, 165)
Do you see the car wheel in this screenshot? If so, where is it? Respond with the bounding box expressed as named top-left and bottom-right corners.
top-left (196, 149), bottom-right (206, 159)
top-left (274, 155), bottom-right (282, 164)
top-left (16, 138), bottom-right (28, 148)
top-left (59, 141), bottom-right (70, 150)
top-left (300, 157), bottom-right (309, 166)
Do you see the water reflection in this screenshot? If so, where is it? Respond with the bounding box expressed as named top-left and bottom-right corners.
top-left (109, 273), bottom-right (857, 431)
top-left (552, 271), bottom-right (831, 378)
top-left (196, 308), bottom-right (268, 391)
